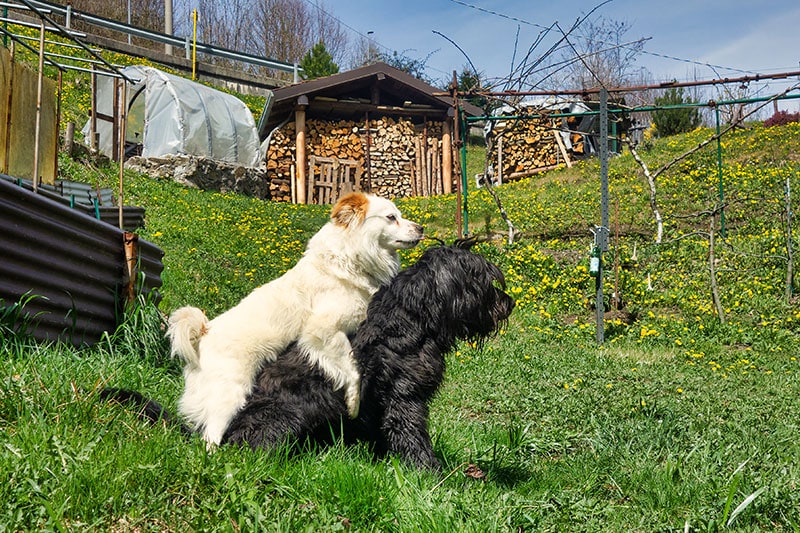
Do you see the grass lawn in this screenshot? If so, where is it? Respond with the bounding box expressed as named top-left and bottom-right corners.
top-left (2, 124), bottom-right (800, 531)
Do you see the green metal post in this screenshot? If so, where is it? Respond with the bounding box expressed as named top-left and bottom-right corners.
top-left (460, 108), bottom-right (469, 236)
top-left (596, 88), bottom-right (609, 344)
top-left (611, 119), bottom-right (618, 153)
top-left (715, 107), bottom-right (725, 237)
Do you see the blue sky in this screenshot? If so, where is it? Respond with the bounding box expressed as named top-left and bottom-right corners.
top-left (328, 0), bottom-right (800, 111)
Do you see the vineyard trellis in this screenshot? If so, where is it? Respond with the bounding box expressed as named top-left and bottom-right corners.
top-left (448, 72), bottom-right (800, 342)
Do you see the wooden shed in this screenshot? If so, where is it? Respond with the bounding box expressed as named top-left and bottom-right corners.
top-left (258, 62), bottom-right (482, 203)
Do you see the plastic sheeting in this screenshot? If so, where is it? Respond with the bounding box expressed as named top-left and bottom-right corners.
top-left (82, 66), bottom-right (260, 167)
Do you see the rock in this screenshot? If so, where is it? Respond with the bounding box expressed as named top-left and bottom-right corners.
top-left (126, 155), bottom-right (271, 200)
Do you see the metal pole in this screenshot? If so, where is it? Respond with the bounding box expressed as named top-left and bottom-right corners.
top-left (118, 80), bottom-right (127, 230)
top-left (451, 72), bottom-right (463, 237)
top-left (786, 175), bottom-right (794, 299)
top-left (596, 88), bottom-right (610, 344)
top-left (460, 107), bottom-right (469, 236)
top-left (715, 107), bottom-right (725, 237)
top-left (32, 19), bottom-right (45, 191)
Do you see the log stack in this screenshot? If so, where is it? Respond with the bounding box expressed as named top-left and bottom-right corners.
top-left (265, 117), bottom-right (452, 203)
top-left (266, 124), bottom-right (295, 202)
top-left (487, 116), bottom-right (563, 181)
top-left (366, 117), bottom-right (416, 198)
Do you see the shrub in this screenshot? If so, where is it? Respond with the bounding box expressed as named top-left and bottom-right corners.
top-left (763, 110), bottom-right (800, 127)
top-left (652, 86), bottom-right (702, 137)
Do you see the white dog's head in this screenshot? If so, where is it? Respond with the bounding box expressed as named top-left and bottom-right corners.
top-left (331, 193), bottom-right (424, 251)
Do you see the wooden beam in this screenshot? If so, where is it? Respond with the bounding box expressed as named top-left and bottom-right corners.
top-left (442, 119), bottom-right (452, 195)
top-left (295, 96), bottom-right (308, 204)
top-left (552, 121), bottom-right (573, 168)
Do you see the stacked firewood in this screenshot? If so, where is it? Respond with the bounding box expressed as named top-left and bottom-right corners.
top-left (367, 117), bottom-right (422, 198)
top-left (265, 117), bottom-right (450, 202)
top-left (266, 124), bottom-right (295, 202)
top-left (486, 116), bottom-right (563, 181)
top-left (308, 120), bottom-right (365, 160)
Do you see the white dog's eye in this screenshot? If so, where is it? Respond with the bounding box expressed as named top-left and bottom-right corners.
top-left (386, 214), bottom-right (397, 222)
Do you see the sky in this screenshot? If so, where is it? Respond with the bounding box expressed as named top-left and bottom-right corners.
top-left (326, 0), bottom-right (800, 112)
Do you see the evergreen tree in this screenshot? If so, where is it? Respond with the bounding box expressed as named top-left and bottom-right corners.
top-left (652, 86), bottom-right (701, 137)
top-left (299, 41), bottom-right (339, 80)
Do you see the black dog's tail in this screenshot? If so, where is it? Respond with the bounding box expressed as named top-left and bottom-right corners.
top-left (99, 387), bottom-right (193, 436)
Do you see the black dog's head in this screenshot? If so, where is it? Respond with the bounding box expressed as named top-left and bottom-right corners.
top-left (387, 243), bottom-right (515, 346)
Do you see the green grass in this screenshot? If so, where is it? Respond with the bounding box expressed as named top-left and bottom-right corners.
top-left (2, 312), bottom-right (798, 530)
top-left (3, 119), bottom-right (800, 530)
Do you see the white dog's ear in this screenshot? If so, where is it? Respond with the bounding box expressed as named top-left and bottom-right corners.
top-left (331, 193), bottom-right (369, 228)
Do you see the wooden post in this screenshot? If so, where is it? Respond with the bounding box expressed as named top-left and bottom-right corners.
top-left (552, 122), bottom-right (572, 168)
top-left (295, 96), bottom-right (308, 204)
top-left (422, 117), bottom-right (429, 196)
top-left (414, 136), bottom-right (422, 196)
top-left (442, 119), bottom-right (452, 195)
top-left (364, 112), bottom-right (372, 192)
top-left (65, 122), bottom-right (75, 157)
top-left (123, 232), bottom-right (138, 305)
top-left (3, 42), bottom-right (15, 174)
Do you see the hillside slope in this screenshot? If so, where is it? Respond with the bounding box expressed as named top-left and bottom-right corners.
top-left (57, 121), bottom-right (800, 350)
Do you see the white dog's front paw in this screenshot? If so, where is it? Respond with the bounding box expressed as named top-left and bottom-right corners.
top-left (345, 385), bottom-right (360, 418)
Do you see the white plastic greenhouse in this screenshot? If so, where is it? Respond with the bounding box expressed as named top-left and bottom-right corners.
top-left (82, 65), bottom-right (261, 167)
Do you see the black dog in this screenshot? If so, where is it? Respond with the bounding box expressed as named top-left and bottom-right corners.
top-left (223, 244), bottom-right (514, 469)
top-left (103, 244), bottom-right (514, 470)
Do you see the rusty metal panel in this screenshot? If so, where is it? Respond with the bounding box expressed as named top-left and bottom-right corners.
top-left (0, 176), bottom-right (163, 345)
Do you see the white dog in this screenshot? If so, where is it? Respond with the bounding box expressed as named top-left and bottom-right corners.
top-left (167, 192), bottom-right (423, 446)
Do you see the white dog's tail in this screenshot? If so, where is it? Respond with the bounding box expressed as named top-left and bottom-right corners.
top-left (167, 306), bottom-right (209, 367)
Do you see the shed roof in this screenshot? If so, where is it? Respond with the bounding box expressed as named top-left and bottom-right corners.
top-left (257, 62), bottom-right (483, 139)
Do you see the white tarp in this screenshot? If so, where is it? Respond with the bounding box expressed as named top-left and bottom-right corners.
top-left (82, 66), bottom-right (261, 167)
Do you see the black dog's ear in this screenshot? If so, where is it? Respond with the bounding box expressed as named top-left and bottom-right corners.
top-left (454, 236), bottom-right (479, 250)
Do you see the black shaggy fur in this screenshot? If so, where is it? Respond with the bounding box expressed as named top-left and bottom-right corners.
top-left (102, 244), bottom-right (514, 470)
top-left (223, 244), bottom-right (514, 470)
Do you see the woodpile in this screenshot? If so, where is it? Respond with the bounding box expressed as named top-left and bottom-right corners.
top-left (486, 116), bottom-right (568, 181)
top-left (367, 117), bottom-right (416, 198)
top-left (265, 117), bottom-right (453, 203)
top-left (265, 124), bottom-right (296, 202)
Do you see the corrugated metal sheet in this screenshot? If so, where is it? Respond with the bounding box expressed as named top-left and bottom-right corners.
top-left (0, 176), bottom-right (163, 346)
top-left (1, 175), bottom-right (145, 231)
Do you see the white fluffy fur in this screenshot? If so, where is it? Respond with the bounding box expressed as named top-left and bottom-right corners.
top-left (167, 193), bottom-right (423, 446)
